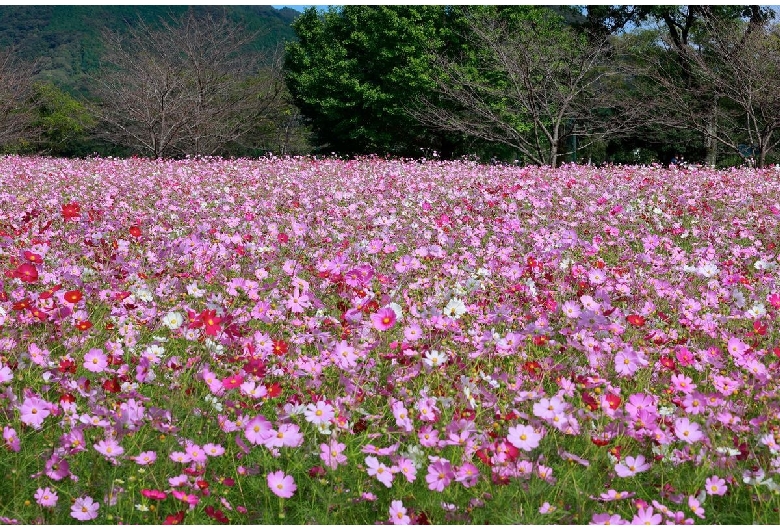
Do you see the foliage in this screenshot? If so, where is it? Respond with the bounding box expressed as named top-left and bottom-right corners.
top-left (284, 6), bottom-right (469, 157)
top-left (31, 82), bottom-right (95, 156)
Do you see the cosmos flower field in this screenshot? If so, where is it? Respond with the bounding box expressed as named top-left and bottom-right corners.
top-left (1, 155), bottom-right (779, 524)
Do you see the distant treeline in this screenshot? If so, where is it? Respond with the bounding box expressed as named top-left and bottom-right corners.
top-left (2, 6), bottom-right (780, 167)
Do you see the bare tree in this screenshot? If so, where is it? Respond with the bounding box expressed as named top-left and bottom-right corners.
top-left (412, 8), bottom-right (639, 166)
top-left (690, 15), bottom-right (780, 167)
top-left (92, 10), bottom-right (286, 158)
top-left (0, 47), bottom-right (37, 148)
top-left (626, 8), bottom-right (780, 167)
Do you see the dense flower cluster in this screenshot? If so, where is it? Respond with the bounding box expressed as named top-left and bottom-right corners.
top-left (0, 155), bottom-right (779, 524)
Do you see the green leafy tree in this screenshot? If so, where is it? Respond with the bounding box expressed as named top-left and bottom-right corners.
top-left (32, 82), bottom-right (95, 156)
top-left (284, 6), bottom-right (467, 157)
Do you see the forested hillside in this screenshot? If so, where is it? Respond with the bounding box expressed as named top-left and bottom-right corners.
top-left (0, 5), bottom-right (298, 94)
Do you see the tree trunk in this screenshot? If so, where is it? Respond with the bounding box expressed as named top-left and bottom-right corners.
top-left (704, 95), bottom-right (718, 167)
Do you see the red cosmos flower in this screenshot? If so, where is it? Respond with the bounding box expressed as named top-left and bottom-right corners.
top-left (30, 308), bottom-right (48, 321)
top-left (532, 335), bottom-right (549, 346)
top-left (12, 298), bottom-right (31, 311)
top-left (75, 320), bottom-right (93, 332)
top-left (609, 445), bottom-right (622, 461)
top-left (62, 202), bottom-right (81, 219)
top-left (581, 391), bottom-right (599, 411)
top-left (626, 314), bottom-right (645, 327)
top-left (23, 251), bottom-right (43, 264)
top-left (753, 320), bottom-right (768, 336)
top-left (129, 225), bottom-right (142, 238)
top-left (15, 263), bottom-right (38, 283)
top-left (200, 309), bottom-right (222, 336)
top-left (277, 232), bottom-right (289, 243)
top-left (272, 340), bottom-right (288, 356)
top-left (102, 378), bottom-right (121, 393)
top-left (59, 358), bottom-right (77, 374)
top-left (164, 511), bottom-right (185, 525)
top-left (660, 356), bottom-right (676, 371)
top-left (266, 382), bottom-right (282, 398)
top-left (63, 290), bottom-right (83, 304)
top-left (605, 393), bottom-right (622, 410)
top-left (243, 358), bottom-right (266, 377)
top-left (60, 393), bottom-right (76, 403)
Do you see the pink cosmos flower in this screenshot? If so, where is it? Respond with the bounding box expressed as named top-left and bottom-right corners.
top-left (455, 462), bottom-right (480, 487)
top-left (83, 348), bottom-right (108, 373)
top-left (170, 451), bottom-right (193, 464)
top-left (320, 439), bottom-right (347, 470)
top-left (35, 487), bottom-right (58, 508)
top-left (506, 424), bottom-right (542, 452)
top-left (615, 454), bottom-right (651, 477)
top-left (203, 443), bottom-right (225, 457)
top-left (267, 470), bottom-right (296, 498)
top-left (705, 475), bottom-right (727, 496)
top-left (71, 496), bottom-right (99, 521)
top-left (172, 490), bottom-right (200, 506)
top-left (0, 363), bottom-right (12, 384)
top-left (425, 459), bottom-right (454, 492)
top-left (265, 423), bottom-right (304, 448)
top-left (674, 417), bottom-right (703, 444)
top-left (20, 396), bottom-right (51, 429)
top-left (3, 426), bottom-right (20, 452)
top-left (185, 443), bottom-right (208, 464)
top-left (591, 513), bottom-right (628, 524)
top-left (94, 438), bottom-right (124, 460)
top-left (631, 507), bottom-right (661, 525)
top-left (389, 500), bottom-right (410, 525)
top-left (304, 401), bottom-right (335, 427)
top-left (395, 457), bottom-right (417, 483)
top-left (366, 456), bottom-right (396, 488)
top-left (403, 323), bottom-right (422, 342)
top-left (371, 307), bottom-right (397, 331)
top-left (244, 415), bottom-right (273, 444)
top-left (133, 451), bottom-right (157, 465)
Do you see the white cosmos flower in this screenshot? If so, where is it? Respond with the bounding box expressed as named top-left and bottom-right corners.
top-left (423, 350), bottom-right (448, 368)
top-left (696, 262), bottom-right (719, 278)
top-left (163, 312), bottom-right (184, 330)
top-left (443, 297), bottom-right (467, 319)
top-left (746, 303), bottom-right (767, 319)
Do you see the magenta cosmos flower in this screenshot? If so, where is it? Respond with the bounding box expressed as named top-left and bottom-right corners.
top-left (267, 470), bottom-right (297, 498)
top-left (71, 496), bottom-right (99, 521)
top-left (371, 307), bottom-right (397, 331)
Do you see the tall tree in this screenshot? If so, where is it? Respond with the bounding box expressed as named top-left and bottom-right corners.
top-left (284, 6), bottom-right (466, 157)
top-left (414, 6), bottom-right (637, 166)
top-left (92, 10), bottom-right (285, 158)
top-left (0, 47), bottom-right (37, 149)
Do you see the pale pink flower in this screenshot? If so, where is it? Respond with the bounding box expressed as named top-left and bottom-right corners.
top-left (83, 348), bottom-right (108, 373)
top-left (390, 500), bottom-right (410, 525)
top-left (705, 475), bottom-right (727, 496)
top-left (267, 470), bottom-right (296, 498)
top-left (615, 454), bottom-right (651, 477)
top-left (71, 496), bottom-right (99, 521)
top-left (35, 487), bottom-right (58, 508)
top-left (507, 424), bottom-right (542, 452)
top-left (304, 401), bottom-right (335, 426)
top-left (20, 396), bottom-right (51, 429)
top-left (366, 456), bottom-right (395, 488)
